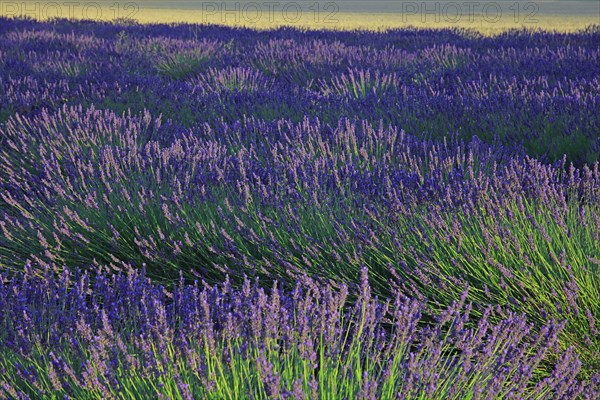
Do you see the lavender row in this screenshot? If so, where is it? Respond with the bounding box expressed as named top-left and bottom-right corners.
top-left (2, 106), bottom-right (599, 273)
top-left (1, 18), bottom-right (598, 163)
top-left (0, 265), bottom-right (597, 399)
top-left (1, 107), bottom-right (599, 374)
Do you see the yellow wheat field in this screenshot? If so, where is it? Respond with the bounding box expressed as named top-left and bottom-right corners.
top-left (1, 2), bottom-right (598, 35)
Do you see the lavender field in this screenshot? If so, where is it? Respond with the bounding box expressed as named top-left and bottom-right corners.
top-left (0, 16), bottom-right (600, 399)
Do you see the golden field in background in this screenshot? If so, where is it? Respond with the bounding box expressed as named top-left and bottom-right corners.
top-left (101, 10), bottom-right (599, 35)
top-left (0, 2), bottom-right (598, 35)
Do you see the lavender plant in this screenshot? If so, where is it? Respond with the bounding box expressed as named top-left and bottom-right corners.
top-left (318, 68), bottom-right (401, 99)
top-left (191, 66), bottom-right (274, 94)
top-left (155, 39), bottom-right (223, 79)
top-left (0, 266), bottom-right (597, 399)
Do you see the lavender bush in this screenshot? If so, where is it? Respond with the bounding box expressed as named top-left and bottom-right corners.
top-left (0, 266), bottom-right (597, 399)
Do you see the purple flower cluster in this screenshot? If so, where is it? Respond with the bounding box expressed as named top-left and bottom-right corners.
top-left (0, 265), bottom-right (596, 399)
top-left (1, 105), bottom-right (599, 280)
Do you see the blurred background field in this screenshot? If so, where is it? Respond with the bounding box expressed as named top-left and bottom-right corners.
top-left (1, 0), bottom-right (598, 33)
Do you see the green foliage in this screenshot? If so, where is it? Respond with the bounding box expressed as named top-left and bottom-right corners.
top-left (156, 53), bottom-right (211, 80)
